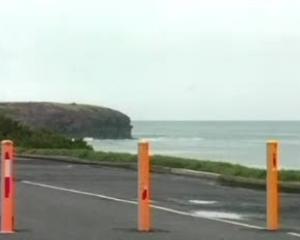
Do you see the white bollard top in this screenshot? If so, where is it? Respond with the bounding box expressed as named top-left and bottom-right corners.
top-left (139, 139), bottom-right (149, 144)
top-left (1, 140), bottom-right (13, 145)
top-left (138, 139), bottom-right (153, 156)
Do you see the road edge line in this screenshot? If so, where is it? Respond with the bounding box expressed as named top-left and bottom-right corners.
top-left (21, 180), bottom-right (264, 231)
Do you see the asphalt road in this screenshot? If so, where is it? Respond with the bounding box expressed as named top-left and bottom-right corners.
top-left (1, 157), bottom-right (300, 240)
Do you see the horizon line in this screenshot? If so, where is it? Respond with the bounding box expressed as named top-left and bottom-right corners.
top-left (132, 119), bottom-right (300, 122)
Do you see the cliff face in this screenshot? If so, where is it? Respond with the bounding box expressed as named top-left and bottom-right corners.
top-left (0, 102), bottom-right (132, 139)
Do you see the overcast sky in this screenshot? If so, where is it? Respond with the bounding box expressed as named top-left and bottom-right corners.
top-left (0, 0), bottom-right (300, 120)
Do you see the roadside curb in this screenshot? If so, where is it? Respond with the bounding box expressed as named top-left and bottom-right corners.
top-left (18, 154), bottom-right (220, 180)
top-left (18, 154), bottom-right (300, 193)
top-left (170, 168), bottom-right (220, 180)
top-left (219, 175), bottom-right (300, 193)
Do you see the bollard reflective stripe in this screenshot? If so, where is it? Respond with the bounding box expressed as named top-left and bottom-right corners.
top-left (5, 152), bottom-right (10, 160)
top-left (1, 140), bottom-right (15, 234)
top-left (4, 178), bottom-right (10, 198)
top-left (267, 141), bottom-right (280, 231)
top-left (138, 140), bottom-right (152, 232)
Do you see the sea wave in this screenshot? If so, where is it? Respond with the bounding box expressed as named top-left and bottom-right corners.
top-left (133, 137), bottom-right (205, 142)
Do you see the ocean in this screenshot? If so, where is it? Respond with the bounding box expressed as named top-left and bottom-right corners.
top-left (87, 121), bottom-right (300, 169)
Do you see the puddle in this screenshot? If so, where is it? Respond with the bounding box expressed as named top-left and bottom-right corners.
top-left (192, 210), bottom-right (243, 220)
top-left (189, 200), bottom-right (217, 205)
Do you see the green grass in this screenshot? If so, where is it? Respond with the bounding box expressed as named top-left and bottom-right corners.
top-left (18, 148), bottom-right (300, 182)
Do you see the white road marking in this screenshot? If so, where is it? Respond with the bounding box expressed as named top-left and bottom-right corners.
top-left (289, 232), bottom-right (300, 238)
top-left (191, 211), bottom-right (243, 220)
top-left (189, 200), bottom-right (217, 205)
top-left (21, 180), bottom-right (276, 233)
top-left (22, 181), bottom-right (136, 205)
top-left (150, 205), bottom-right (264, 230)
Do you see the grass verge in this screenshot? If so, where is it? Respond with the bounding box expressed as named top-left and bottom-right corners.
top-left (18, 148), bottom-right (300, 192)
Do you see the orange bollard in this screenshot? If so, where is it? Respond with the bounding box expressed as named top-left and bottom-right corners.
top-left (1, 140), bottom-right (15, 234)
top-left (138, 140), bottom-right (152, 232)
top-left (266, 140), bottom-right (280, 231)
top-left (12, 146), bottom-right (17, 231)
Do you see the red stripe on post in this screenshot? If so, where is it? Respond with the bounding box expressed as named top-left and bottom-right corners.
top-left (142, 189), bottom-right (148, 200)
top-left (5, 177), bottom-right (10, 198)
top-left (5, 152), bottom-right (10, 160)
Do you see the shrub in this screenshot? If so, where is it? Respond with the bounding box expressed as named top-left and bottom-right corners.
top-left (0, 114), bottom-right (91, 150)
